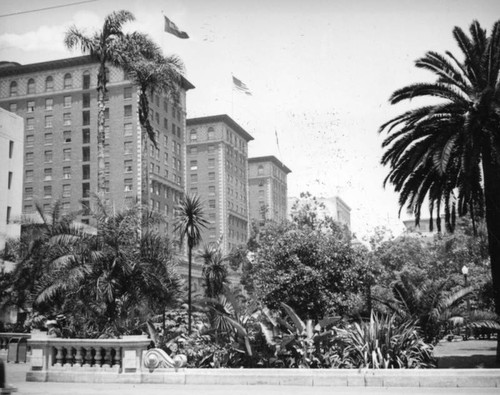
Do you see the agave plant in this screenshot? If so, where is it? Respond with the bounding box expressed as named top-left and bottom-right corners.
top-left (335, 312), bottom-right (436, 369)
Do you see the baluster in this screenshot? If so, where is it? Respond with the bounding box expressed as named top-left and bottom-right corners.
top-left (83, 347), bottom-right (92, 367)
top-left (54, 346), bottom-right (64, 366)
top-left (63, 347), bottom-right (73, 367)
top-left (74, 346), bottom-right (83, 366)
top-left (113, 347), bottom-right (121, 368)
top-left (94, 347), bottom-right (103, 367)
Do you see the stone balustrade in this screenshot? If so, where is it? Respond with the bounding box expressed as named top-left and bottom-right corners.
top-left (27, 336), bottom-right (152, 382)
top-left (0, 333), bottom-right (31, 350)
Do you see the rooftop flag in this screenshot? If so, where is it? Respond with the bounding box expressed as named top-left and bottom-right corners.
top-left (232, 76), bottom-right (252, 95)
top-left (164, 15), bottom-right (189, 39)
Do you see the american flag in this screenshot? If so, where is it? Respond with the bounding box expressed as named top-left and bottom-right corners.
top-left (232, 76), bottom-right (252, 95)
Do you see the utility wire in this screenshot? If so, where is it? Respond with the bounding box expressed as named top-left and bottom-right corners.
top-left (0, 0), bottom-right (98, 18)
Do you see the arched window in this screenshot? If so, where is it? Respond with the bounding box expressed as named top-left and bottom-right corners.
top-left (63, 73), bottom-right (72, 89)
top-left (9, 81), bottom-right (17, 96)
top-left (45, 76), bottom-right (54, 92)
top-left (27, 78), bottom-right (35, 94)
top-left (82, 71), bottom-right (90, 89)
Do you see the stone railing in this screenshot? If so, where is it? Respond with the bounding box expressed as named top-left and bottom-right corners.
top-left (0, 333), bottom-right (31, 350)
top-left (27, 336), bottom-right (152, 382)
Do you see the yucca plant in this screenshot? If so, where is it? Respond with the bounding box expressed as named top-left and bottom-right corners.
top-left (335, 312), bottom-right (435, 369)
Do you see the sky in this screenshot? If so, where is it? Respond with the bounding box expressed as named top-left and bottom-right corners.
top-left (1, 0), bottom-right (499, 240)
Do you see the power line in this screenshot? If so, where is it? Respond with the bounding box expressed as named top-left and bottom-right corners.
top-left (0, 0), bottom-right (98, 18)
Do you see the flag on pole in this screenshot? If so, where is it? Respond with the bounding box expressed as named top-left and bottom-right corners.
top-left (232, 76), bottom-right (252, 95)
top-left (164, 15), bottom-right (189, 39)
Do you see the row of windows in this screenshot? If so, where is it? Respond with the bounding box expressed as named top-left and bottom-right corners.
top-left (9, 71), bottom-right (92, 97)
top-left (187, 145), bottom-right (216, 154)
top-left (150, 92), bottom-right (182, 121)
top-left (25, 182), bottom-right (89, 200)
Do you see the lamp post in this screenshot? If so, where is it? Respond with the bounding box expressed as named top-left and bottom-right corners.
top-left (461, 265), bottom-right (471, 310)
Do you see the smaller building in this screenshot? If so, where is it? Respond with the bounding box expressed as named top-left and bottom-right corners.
top-left (248, 156), bottom-right (291, 224)
top-left (288, 195), bottom-right (351, 230)
top-left (0, 107), bottom-right (23, 252)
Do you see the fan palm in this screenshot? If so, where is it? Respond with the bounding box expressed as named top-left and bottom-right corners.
top-left (379, 21), bottom-right (500, 339)
top-left (199, 241), bottom-right (229, 298)
top-left (64, 10), bottom-right (135, 193)
top-left (174, 194), bottom-right (208, 334)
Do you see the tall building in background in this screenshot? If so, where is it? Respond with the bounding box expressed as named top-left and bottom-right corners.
top-left (288, 195), bottom-right (352, 230)
top-left (186, 114), bottom-right (253, 254)
top-left (0, 107), bottom-right (23, 258)
top-left (248, 155), bottom-right (291, 224)
top-left (0, 56), bottom-right (194, 239)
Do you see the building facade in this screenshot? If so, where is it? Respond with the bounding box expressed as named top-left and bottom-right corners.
top-left (0, 56), bottom-right (193, 238)
top-left (288, 195), bottom-right (352, 230)
top-left (186, 115), bottom-right (253, 254)
top-left (248, 155), bottom-right (291, 224)
top-left (0, 107), bottom-right (23, 255)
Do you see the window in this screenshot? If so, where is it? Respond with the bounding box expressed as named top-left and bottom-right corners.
top-left (7, 172), bottom-right (12, 190)
top-left (124, 178), bottom-right (133, 192)
top-left (124, 105), bottom-right (132, 117)
top-left (63, 130), bottom-right (71, 143)
top-left (190, 174), bottom-right (198, 183)
top-left (44, 115), bottom-right (53, 128)
top-left (25, 170), bottom-right (33, 182)
top-left (82, 93), bottom-right (90, 108)
top-left (208, 145), bottom-right (215, 153)
top-left (27, 100), bottom-right (35, 113)
top-left (62, 202), bottom-right (70, 212)
top-left (208, 172), bottom-right (215, 181)
top-left (45, 98), bottom-right (53, 111)
top-left (44, 150), bottom-right (53, 163)
top-left (64, 96), bottom-right (72, 108)
top-left (124, 123), bottom-right (132, 136)
top-left (82, 129), bottom-right (90, 144)
top-left (190, 130), bottom-right (197, 142)
top-left (82, 71), bottom-right (90, 89)
top-left (209, 185), bottom-right (215, 196)
top-left (208, 158), bottom-right (215, 168)
top-left (25, 187), bottom-right (33, 200)
top-left (44, 132), bottom-right (53, 145)
top-left (82, 164), bottom-right (90, 180)
top-left (258, 165), bottom-right (264, 175)
top-left (124, 86), bottom-right (132, 99)
top-left (9, 81), bottom-right (17, 96)
top-left (6, 206), bottom-right (11, 224)
top-left (82, 111), bottom-right (90, 125)
top-left (44, 168), bottom-right (52, 181)
top-left (63, 167), bottom-right (71, 179)
top-left (82, 183), bottom-right (90, 198)
top-left (124, 142), bottom-right (133, 154)
top-left (163, 118), bottom-right (168, 130)
top-left (207, 127), bottom-right (215, 140)
top-left (155, 112), bottom-right (159, 124)
top-left (63, 113), bottom-right (71, 126)
top-left (124, 160), bottom-right (133, 172)
top-left (163, 135), bottom-right (168, 147)
top-left (209, 200), bottom-right (216, 209)
top-left (27, 79), bottom-right (35, 94)
top-left (8, 140), bottom-right (14, 158)
top-left (63, 73), bottom-right (72, 89)
top-left (82, 147), bottom-right (90, 162)
top-left (44, 185), bottom-right (52, 198)
top-left (188, 146), bottom-right (197, 155)
top-left (62, 184), bottom-right (71, 198)
top-left (190, 160), bottom-right (197, 170)
top-left (45, 76), bottom-right (54, 92)
top-left (63, 148), bottom-right (71, 161)
top-left (104, 108), bottom-right (109, 120)
top-left (24, 204), bottom-right (33, 213)
top-left (26, 152), bottom-right (34, 164)
top-left (150, 163), bottom-right (154, 173)
top-left (9, 103), bottom-right (17, 113)
top-left (164, 152), bottom-right (168, 164)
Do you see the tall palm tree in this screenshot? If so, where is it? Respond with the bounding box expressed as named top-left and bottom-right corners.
top-left (64, 10), bottom-right (135, 193)
top-left (174, 194), bottom-right (208, 334)
top-left (379, 21), bottom-right (500, 355)
top-left (199, 241), bottom-right (229, 298)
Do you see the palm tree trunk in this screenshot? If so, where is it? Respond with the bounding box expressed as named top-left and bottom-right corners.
top-left (188, 245), bottom-right (192, 335)
top-left (481, 144), bottom-right (500, 362)
top-left (97, 62), bottom-right (107, 194)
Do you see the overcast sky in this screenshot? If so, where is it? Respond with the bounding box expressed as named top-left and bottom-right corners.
top-left (1, 0), bottom-right (499, 239)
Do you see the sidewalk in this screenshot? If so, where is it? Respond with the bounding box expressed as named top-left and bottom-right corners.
top-left (433, 339), bottom-right (500, 368)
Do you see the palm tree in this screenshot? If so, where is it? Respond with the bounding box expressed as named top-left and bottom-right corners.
top-left (174, 194), bottom-right (208, 334)
top-left (379, 20), bottom-right (500, 356)
top-left (64, 10), bottom-right (135, 193)
top-left (199, 240), bottom-right (229, 298)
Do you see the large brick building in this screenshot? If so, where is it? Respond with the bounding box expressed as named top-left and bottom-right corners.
top-left (248, 155), bottom-right (291, 224)
top-left (186, 115), bottom-right (253, 254)
top-left (0, 56), bottom-right (193, 238)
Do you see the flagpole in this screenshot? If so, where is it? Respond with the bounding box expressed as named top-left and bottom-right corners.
top-left (231, 74), bottom-right (234, 117)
